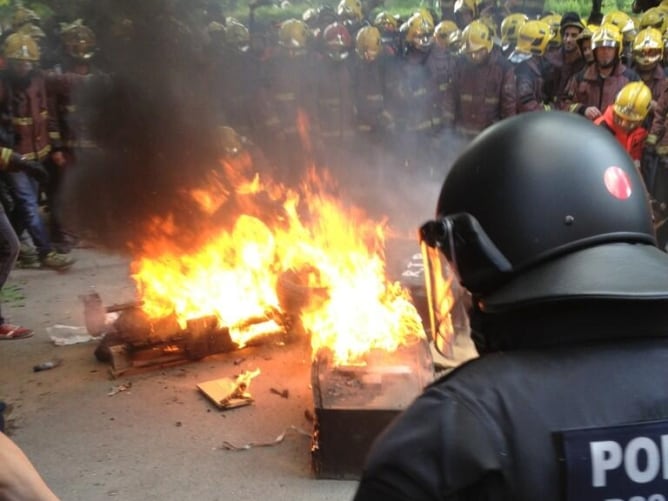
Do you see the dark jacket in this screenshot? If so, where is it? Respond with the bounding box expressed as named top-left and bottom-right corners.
top-left (354, 301), bottom-right (668, 501)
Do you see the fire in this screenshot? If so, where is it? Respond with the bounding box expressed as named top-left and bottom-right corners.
top-left (130, 158), bottom-right (426, 365)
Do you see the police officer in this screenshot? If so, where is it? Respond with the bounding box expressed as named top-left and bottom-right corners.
top-left (353, 111), bottom-right (668, 500)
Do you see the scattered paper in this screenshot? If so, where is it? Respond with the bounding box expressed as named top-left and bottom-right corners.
top-left (48, 324), bottom-right (96, 346)
top-left (221, 425), bottom-right (311, 451)
top-left (108, 382), bottom-right (132, 396)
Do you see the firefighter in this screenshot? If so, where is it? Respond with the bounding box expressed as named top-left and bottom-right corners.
top-left (44, 20), bottom-right (105, 251)
top-left (350, 26), bottom-right (394, 185)
top-left (426, 19), bottom-right (460, 121)
top-left (560, 24), bottom-right (640, 121)
top-left (354, 110), bottom-right (668, 501)
top-left (313, 22), bottom-right (355, 177)
top-left (0, 34), bottom-right (73, 270)
top-left (509, 20), bottom-right (554, 112)
top-left (214, 21), bottom-right (257, 139)
top-left (543, 12), bottom-right (585, 105)
top-left (443, 19), bottom-right (516, 142)
top-left (595, 81), bottom-right (651, 166)
top-left (255, 18), bottom-right (318, 185)
top-left (388, 12), bottom-right (442, 178)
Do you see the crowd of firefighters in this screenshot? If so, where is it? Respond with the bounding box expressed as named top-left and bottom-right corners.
top-left (2, 0), bottom-right (668, 275)
top-left (210, 0), bottom-right (668, 248)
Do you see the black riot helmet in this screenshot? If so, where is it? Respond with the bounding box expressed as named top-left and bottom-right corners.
top-left (420, 111), bottom-right (668, 320)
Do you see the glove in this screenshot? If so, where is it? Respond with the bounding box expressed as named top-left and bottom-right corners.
top-left (8, 153), bottom-right (49, 184)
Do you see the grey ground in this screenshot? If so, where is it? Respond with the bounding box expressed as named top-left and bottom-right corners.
top-left (0, 248), bottom-right (359, 501)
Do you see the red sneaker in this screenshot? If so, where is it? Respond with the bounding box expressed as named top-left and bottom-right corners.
top-left (0, 324), bottom-right (33, 340)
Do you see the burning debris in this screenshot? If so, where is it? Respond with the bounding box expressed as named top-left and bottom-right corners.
top-left (197, 368), bottom-right (261, 410)
top-left (311, 339), bottom-right (434, 479)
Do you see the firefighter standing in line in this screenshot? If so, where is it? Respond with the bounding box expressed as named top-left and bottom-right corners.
top-left (256, 18), bottom-right (318, 185)
top-left (354, 110), bottom-right (668, 501)
top-left (543, 12), bottom-right (585, 105)
top-left (313, 22), bottom-right (356, 178)
top-left (350, 25), bottom-right (395, 186)
top-left (442, 19), bottom-right (516, 143)
top-left (510, 20), bottom-right (555, 112)
top-left (389, 12), bottom-right (441, 178)
top-left (630, 27), bottom-right (667, 105)
top-left (44, 20), bottom-right (103, 252)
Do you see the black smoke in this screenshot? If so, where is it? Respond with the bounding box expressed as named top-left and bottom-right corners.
top-left (61, 0), bottom-right (224, 253)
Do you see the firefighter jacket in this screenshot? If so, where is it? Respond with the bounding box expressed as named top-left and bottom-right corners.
top-left (314, 55), bottom-right (355, 145)
top-left (0, 70), bottom-right (57, 164)
top-left (388, 50), bottom-right (441, 134)
top-left (45, 68), bottom-right (104, 152)
top-left (351, 56), bottom-right (393, 135)
top-left (354, 301), bottom-right (668, 501)
top-left (636, 64), bottom-right (668, 102)
top-left (559, 62), bottom-right (640, 116)
top-left (215, 49), bottom-right (260, 138)
top-left (595, 105), bottom-right (648, 162)
top-left (515, 56), bottom-right (553, 113)
top-left (543, 47), bottom-right (585, 105)
top-left (443, 47), bottom-right (516, 140)
top-left (425, 46), bottom-right (457, 124)
top-left (647, 81), bottom-right (668, 155)
top-left (256, 52), bottom-right (319, 140)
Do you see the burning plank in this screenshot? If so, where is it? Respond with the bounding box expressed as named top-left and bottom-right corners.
top-left (94, 304), bottom-right (290, 377)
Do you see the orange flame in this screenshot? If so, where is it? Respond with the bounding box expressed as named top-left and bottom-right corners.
top-left (130, 156), bottom-right (425, 364)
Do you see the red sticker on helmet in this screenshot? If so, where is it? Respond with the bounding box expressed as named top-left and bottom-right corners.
top-left (603, 166), bottom-right (632, 200)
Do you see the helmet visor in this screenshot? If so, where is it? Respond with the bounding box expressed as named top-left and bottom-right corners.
top-left (419, 224), bottom-right (471, 359)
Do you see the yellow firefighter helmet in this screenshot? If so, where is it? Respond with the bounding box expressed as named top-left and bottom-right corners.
top-left (591, 23), bottom-right (623, 55)
top-left (278, 18), bottom-right (309, 48)
top-left (613, 81), bottom-right (652, 123)
top-left (434, 20), bottom-right (460, 49)
top-left (602, 10), bottom-right (637, 43)
top-left (639, 7), bottom-right (668, 33)
top-left (3, 33), bottom-right (40, 62)
top-left (355, 25), bottom-right (382, 60)
top-left (540, 13), bottom-right (562, 45)
top-left (374, 11), bottom-right (398, 33)
top-left (515, 20), bottom-right (552, 56)
top-left (405, 13), bottom-right (434, 52)
top-left (501, 13), bottom-right (528, 50)
top-left (225, 22), bottom-right (250, 52)
top-left (60, 20), bottom-right (97, 61)
top-left (460, 19), bottom-right (493, 54)
top-left (18, 23), bottom-right (46, 40)
top-left (633, 27), bottom-right (663, 67)
top-left (11, 6), bottom-right (40, 31)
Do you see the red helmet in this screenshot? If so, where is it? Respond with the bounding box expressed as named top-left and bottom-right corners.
top-left (322, 22), bottom-right (352, 60)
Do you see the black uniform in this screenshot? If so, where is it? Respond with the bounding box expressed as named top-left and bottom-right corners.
top-left (354, 301), bottom-right (668, 500)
